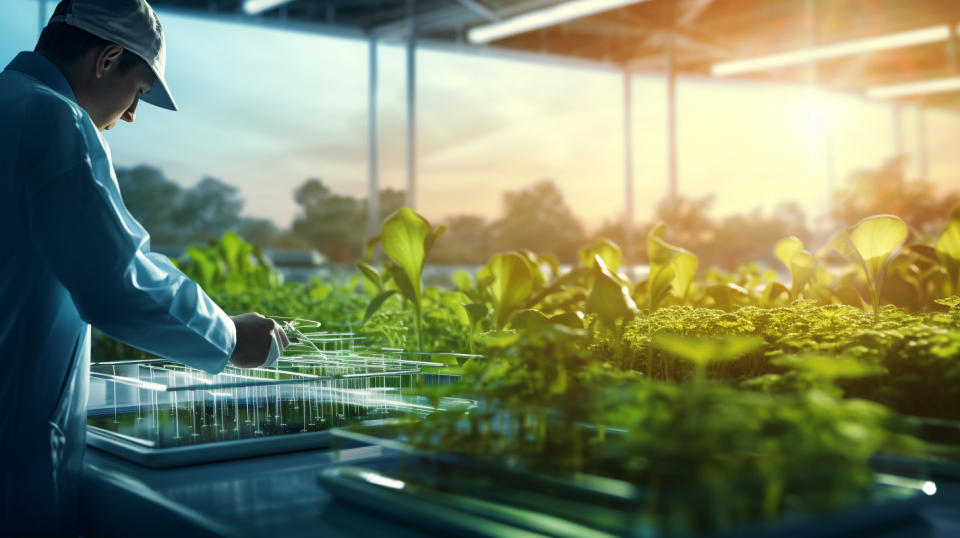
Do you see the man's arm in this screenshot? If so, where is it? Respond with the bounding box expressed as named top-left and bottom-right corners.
top-left (22, 100), bottom-right (282, 372)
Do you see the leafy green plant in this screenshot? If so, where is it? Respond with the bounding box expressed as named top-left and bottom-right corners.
top-left (646, 223), bottom-right (698, 310)
top-left (823, 215), bottom-right (908, 320)
top-left (653, 333), bottom-right (765, 382)
top-left (774, 236), bottom-right (814, 301)
top-left (366, 208), bottom-right (446, 350)
top-left (584, 256), bottom-right (637, 330)
top-left (936, 202), bottom-right (960, 295)
top-left (486, 252), bottom-right (538, 329)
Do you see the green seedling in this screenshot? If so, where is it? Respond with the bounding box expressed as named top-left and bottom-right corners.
top-left (368, 208), bottom-right (446, 350)
top-left (936, 202), bottom-right (960, 295)
top-left (647, 223), bottom-right (698, 310)
top-left (487, 251), bottom-right (538, 329)
top-left (653, 333), bottom-right (765, 382)
top-left (579, 238), bottom-right (623, 273)
top-left (584, 256), bottom-right (638, 330)
top-left (774, 236), bottom-right (815, 301)
top-left (823, 215), bottom-right (908, 320)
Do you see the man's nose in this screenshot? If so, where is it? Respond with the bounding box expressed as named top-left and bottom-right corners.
top-left (122, 93), bottom-right (140, 123)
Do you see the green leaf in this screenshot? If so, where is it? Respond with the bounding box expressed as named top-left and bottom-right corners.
top-left (452, 270), bottom-right (472, 291)
top-left (789, 250), bottom-right (815, 299)
top-left (762, 281), bottom-right (790, 306)
top-left (475, 330), bottom-right (520, 348)
top-left (671, 250), bottom-right (698, 301)
top-left (653, 333), bottom-right (766, 371)
top-left (464, 303), bottom-right (489, 327)
top-left (770, 354), bottom-right (886, 381)
top-left (356, 262), bottom-right (382, 290)
top-left (578, 238), bottom-right (623, 272)
top-left (774, 236), bottom-right (805, 272)
top-left (362, 290), bottom-right (397, 324)
top-left (385, 263), bottom-right (417, 313)
top-left (775, 237), bottom-right (814, 299)
top-left (510, 309), bottom-right (551, 331)
top-left (487, 252), bottom-right (537, 329)
top-left (818, 228), bottom-right (858, 261)
top-left (585, 256), bottom-right (638, 329)
top-left (380, 208), bottom-right (431, 303)
top-left (550, 310), bottom-right (585, 329)
top-left (647, 223), bottom-right (697, 309)
top-left (849, 215), bottom-right (908, 285)
top-left (364, 234), bottom-right (381, 261)
top-left (936, 202), bottom-right (960, 291)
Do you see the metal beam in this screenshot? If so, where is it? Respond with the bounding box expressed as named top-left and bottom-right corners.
top-left (369, 0), bottom-right (558, 40)
top-left (622, 70), bottom-right (635, 264)
top-left (454, 0), bottom-right (499, 22)
top-left (367, 39), bottom-right (380, 243)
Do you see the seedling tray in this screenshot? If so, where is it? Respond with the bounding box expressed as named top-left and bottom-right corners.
top-left (328, 423), bottom-right (936, 538)
top-left (873, 416), bottom-right (960, 480)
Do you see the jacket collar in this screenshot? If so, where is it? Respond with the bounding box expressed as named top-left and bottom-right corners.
top-left (4, 51), bottom-right (79, 105)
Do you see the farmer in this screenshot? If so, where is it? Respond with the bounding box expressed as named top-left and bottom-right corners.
top-left (0, 1), bottom-right (289, 534)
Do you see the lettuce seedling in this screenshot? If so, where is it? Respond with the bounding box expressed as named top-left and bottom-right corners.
top-left (369, 208), bottom-right (446, 350)
top-left (487, 251), bottom-right (538, 329)
top-left (647, 223), bottom-right (698, 310)
top-left (578, 238), bottom-right (623, 273)
top-left (823, 215), bottom-right (908, 320)
top-left (653, 333), bottom-right (765, 382)
top-left (936, 202), bottom-right (960, 295)
top-left (585, 255), bottom-right (638, 330)
top-left (774, 236), bottom-right (814, 301)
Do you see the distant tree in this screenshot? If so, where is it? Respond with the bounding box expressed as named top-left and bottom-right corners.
top-left (591, 218), bottom-right (648, 263)
top-left (375, 188), bottom-right (407, 227)
top-left (648, 195), bottom-right (810, 271)
top-left (170, 176), bottom-right (244, 244)
top-left (431, 214), bottom-right (494, 264)
top-left (290, 179), bottom-right (406, 262)
top-left (832, 156), bottom-right (959, 236)
top-left (291, 178), bottom-right (364, 262)
top-left (115, 165), bottom-right (181, 244)
top-left (237, 218), bottom-right (279, 247)
top-left (491, 180), bottom-right (586, 262)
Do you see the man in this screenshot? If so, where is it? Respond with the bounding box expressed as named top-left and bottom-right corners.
top-left (0, 1), bottom-right (289, 535)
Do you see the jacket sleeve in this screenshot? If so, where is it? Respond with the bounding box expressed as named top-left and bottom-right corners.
top-left (20, 96), bottom-right (235, 374)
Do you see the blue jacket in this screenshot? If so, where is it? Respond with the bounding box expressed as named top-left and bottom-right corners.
top-left (0, 52), bottom-right (236, 536)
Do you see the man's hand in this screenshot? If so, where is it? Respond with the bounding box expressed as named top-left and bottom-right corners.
top-left (229, 313), bottom-right (291, 368)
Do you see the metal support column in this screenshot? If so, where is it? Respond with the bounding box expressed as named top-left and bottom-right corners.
top-left (893, 101), bottom-right (904, 158)
top-left (622, 70), bottom-right (634, 263)
top-left (367, 39), bottom-right (380, 241)
top-left (405, 19), bottom-right (417, 210)
top-left (916, 103), bottom-right (928, 180)
top-left (666, 29), bottom-right (678, 218)
top-left (39, 0), bottom-right (47, 36)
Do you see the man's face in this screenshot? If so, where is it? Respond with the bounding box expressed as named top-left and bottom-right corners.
top-left (80, 49), bottom-right (156, 131)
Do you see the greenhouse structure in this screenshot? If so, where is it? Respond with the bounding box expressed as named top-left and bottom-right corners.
top-left (9, 0), bottom-right (960, 536)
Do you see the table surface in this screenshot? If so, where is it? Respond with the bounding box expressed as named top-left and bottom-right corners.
top-left (79, 440), bottom-right (960, 538)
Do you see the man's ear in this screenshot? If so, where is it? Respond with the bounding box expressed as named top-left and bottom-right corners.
top-left (95, 45), bottom-right (125, 79)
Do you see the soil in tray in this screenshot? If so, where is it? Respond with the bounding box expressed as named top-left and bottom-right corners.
top-left (88, 390), bottom-right (409, 448)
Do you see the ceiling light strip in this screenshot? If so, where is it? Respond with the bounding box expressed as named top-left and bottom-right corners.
top-left (712, 25), bottom-right (952, 77)
top-left (242, 0), bottom-right (295, 16)
top-left (467, 0), bottom-right (650, 45)
top-left (868, 76), bottom-right (960, 99)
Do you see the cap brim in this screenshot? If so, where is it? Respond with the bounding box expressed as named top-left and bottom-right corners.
top-left (140, 67), bottom-right (178, 111)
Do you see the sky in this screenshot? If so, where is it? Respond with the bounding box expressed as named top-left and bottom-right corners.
top-left (3, 0), bottom-right (959, 232)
